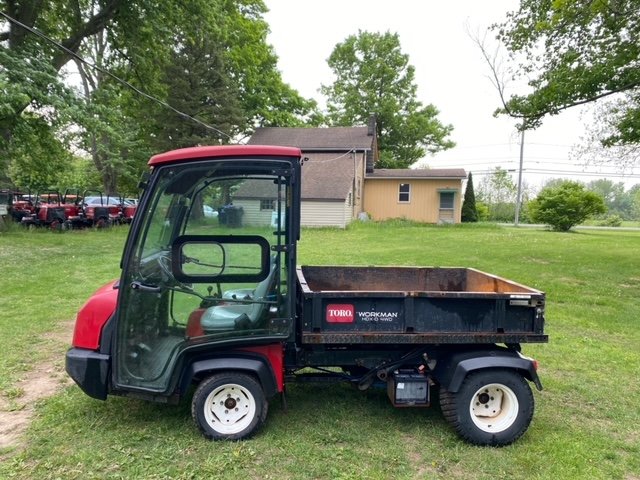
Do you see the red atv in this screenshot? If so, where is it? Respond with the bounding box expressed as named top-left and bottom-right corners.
top-left (67, 191), bottom-right (123, 228)
top-left (21, 191), bottom-right (68, 230)
top-left (60, 189), bottom-right (83, 222)
top-left (8, 190), bottom-right (36, 223)
top-left (121, 198), bottom-right (137, 223)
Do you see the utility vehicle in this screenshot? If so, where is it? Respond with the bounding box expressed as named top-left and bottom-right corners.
top-left (66, 145), bottom-right (547, 446)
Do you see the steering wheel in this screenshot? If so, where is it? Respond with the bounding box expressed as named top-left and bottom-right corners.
top-left (157, 251), bottom-right (194, 292)
top-left (157, 252), bottom-right (175, 284)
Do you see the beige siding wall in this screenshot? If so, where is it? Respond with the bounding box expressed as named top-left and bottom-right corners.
top-left (237, 197), bottom-right (353, 229)
top-left (301, 199), bottom-right (350, 228)
top-left (233, 200), bottom-right (274, 226)
top-left (363, 178), bottom-right (462, 223)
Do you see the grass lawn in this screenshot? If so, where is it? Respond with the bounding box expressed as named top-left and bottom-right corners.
top-left (0, 221), bottom-right (639, 479)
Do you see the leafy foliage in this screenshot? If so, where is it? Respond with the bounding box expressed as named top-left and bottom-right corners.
top-left (528, 181), bottom-right (606, 231)
top-left (476, 167), bottom-right (518, 222)
top-left (1, 0), bottom-right (319, 193)
top-left (461, 173), bottom-right (478, 222)
top-left (586, 179), bottom-right (640, 220)
top-left (495, 0), bottom-right (640, 148)
top-left (5, 114), bottom-right (72, 190)
top-left (0, 44), bottom-right (79, 185)
top-left (321, 31), bottom-right (454, 168)
top-left (223, 1), bottom-right (322, 131)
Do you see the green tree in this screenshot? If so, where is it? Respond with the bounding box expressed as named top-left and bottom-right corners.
top-left (149, 33), bottom-right (244, 152)
top-left (2, 0), bottom-right (318, 192)
top-left (494, 0), bottom-right (640, 151)
top-left (5, 113), bottom-right (71, 190)
top-left (222, 0), bottom-right (321, 132)
top-left (321, 30), bottom-right (454, 168)
top-left (477, 167), bottom-right (517, 222)
top-left (528, 181), bottom-right (606, 231)
top-left (586, 179), bottom-right (634, 219)
top-left (631, 186), bottom-right (640, 220)
top-left (461, 172), bottom-right (478, 222)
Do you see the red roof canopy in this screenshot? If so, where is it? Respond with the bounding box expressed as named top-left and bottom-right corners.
top-left (148, 145), bottom-right (302, 166)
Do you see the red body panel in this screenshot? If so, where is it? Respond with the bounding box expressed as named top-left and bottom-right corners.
top-left (239, 344), bottom-right (285, 392)
top-left (72, 280), bottom-right (119, 350)
top-left (149, 145), bottom-right (301, 166)
top-left (122, 205), bottom-right (137, 221)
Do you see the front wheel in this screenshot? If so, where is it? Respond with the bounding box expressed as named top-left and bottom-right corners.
top-left (440, 369), bottom-right (534, 446)
top-left (192, 373), bottom-right (268, 440)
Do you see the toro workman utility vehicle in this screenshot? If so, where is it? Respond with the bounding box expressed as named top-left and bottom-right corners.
top-left (66, 145), bottom-right (547, 446)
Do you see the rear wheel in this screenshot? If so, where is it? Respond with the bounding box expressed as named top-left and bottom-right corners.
top-left (95, 216), bottom-right (110, 229)
top-left (50, 218), bottom-right (63, 231)
top-left (192, 372), bottom-right (268, 440)
top-left (439, 369), bottom-right (534, 446)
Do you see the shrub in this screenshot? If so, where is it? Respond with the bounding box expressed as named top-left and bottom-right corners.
top-left (597, 214), bottom-right (623, 227)
top-left (528, 181), bottom-right (606, 231)
top-left (475, 202), bottom-right (490, 221)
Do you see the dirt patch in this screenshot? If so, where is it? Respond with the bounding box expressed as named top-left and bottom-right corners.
top-left (0, 320), bottom-right (74, 452)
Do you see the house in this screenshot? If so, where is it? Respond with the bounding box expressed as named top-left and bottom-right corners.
top-left (248, 121), bottom-right (377, 228)
top-left (247, 120), bottom-right (466, 227)
top-left (364, 168), bottom-right (467, 224)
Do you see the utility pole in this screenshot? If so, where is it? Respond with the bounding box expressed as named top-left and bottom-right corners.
top-left (514, 128), bottom-right (525, 226)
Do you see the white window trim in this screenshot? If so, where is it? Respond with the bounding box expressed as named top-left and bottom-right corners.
top-left (398, 183), bottom-right (411, 203)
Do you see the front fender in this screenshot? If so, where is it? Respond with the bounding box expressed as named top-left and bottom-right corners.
top-left (179, 354), bottom-right (278, 399)
top-left (72, 280), bottom-right (119, 350)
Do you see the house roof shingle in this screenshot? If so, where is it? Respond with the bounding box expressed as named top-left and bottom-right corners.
top-left (233, 153), bottom-right (356, 202)
top-left (248, 127), bottom-right (374, 150)
top-left (300, 153), bottom-right (355, 200)
top-left (366, 168), bottom-right (467, 179)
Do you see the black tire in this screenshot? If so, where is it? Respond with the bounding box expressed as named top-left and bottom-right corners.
top-left (95, 216), bottom-right (110, 229)
top-left (50, 218), bottom-right (63, 231)
top-left (439, 369), bottom-right (534, 446)
top-left (192, 372), bottom-right (268, 441)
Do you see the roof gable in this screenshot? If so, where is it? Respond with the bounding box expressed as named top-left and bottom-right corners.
top-left (248, 126), bottom-right (374, 151)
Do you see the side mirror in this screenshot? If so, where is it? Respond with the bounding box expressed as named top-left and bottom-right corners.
top-left (171, 235), bottom-right (270, 283)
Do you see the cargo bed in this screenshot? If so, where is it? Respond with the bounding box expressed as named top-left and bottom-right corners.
top-left (296, 266), bottom-right (547, 345)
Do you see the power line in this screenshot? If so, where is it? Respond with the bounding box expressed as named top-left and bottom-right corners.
top-left (470, 169), bottom-right (640, 179)
top-left (0, 11), bottom-right (233, 141)
top-left (452, 142), bottom-right (575, 149)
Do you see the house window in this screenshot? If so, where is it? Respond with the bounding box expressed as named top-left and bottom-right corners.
top-left (439, 191), bottom-right (455, 210)
top-left (398, 183), bottom-right (410, 203)
top-left (260, 199), bottom-right (275, 211)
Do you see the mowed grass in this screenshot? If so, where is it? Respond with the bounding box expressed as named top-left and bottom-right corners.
top-left (1, 221), bottom-right (639, 479)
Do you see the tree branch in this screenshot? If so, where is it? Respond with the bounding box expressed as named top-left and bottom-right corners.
top-left (52, 0), bottom-right (122, 71)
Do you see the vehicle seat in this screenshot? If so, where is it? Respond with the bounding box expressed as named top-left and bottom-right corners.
top-left (199, 258), bottom-right (278, 331)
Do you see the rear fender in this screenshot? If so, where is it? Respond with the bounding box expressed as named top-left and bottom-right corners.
top-left (434, 350), bottom-right (543, 392)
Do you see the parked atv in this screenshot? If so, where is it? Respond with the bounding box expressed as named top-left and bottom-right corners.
top-left (21, 191), bottom-right (67, 230)
top-left (66, 191), bottom-right (123, 228)
top-left (8, 191), bottom-right (36, 223)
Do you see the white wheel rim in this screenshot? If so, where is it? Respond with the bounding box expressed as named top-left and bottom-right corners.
top-left (469, 383), bottom-right (519, 433)
top-left (203, 383), bottom-right (256, 435)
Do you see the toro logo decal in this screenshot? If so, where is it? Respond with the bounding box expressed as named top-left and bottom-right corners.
top-left (326, 304), bottom-right (354, 323)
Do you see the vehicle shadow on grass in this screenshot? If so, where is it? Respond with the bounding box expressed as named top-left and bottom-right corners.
top-left (43, 380), bottom-right (449, 443)
top-left (1, 383), bottom-right (460, 478)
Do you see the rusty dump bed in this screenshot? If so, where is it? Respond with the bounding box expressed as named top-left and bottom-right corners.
top-left (296, 266), bottom-right (547, 345)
